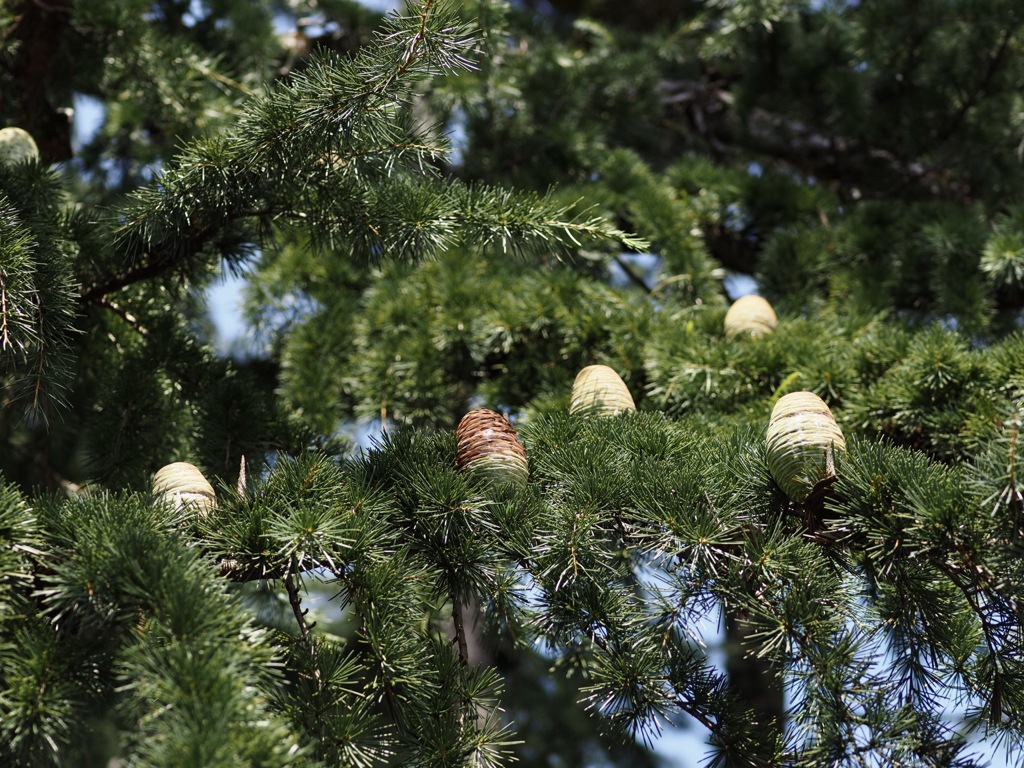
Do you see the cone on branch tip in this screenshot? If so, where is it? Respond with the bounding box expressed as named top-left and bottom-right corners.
top-left (152, 462), bottom-right (218, 515)
top-left (0, 127), bottom-right (40, 165)
top-left (724, 295), bottom-right (777, 338)
top-left (456, 409), bottom-right (529, 489)
top-left (765, 391), bottom-right (846, 503)
top-left (569, 365), bottom-right (636, 418)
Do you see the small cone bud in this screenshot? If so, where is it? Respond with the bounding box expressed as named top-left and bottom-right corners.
top-left (236, 455), bottom-right (248, 499)
top-left (0, 127), bottom-right (40, 165)
top-left (456, 409), bottom-right (529, 488)
top-left (724, 295), bottom-right (777, 338)
top-left (766, 392), bottom-right (846, 503)
top-left (153, 462), bottom-right (217, 515)
top-left (569, 365), bottom-right (636, 418)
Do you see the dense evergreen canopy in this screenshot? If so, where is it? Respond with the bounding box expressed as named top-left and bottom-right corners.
top-left (3, 0), bottom-right (1024, 766)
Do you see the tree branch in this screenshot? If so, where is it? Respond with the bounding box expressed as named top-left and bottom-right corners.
top-left (938, 25), bottom-right (1018, 145)
top-left (451, 596), bottom-right (470, 666)
top-left (284, 556), bottom-right (315, 644)
top-left (95, 296), bottom-right (151, 338)
top-left (79, 223), bottom-right (218, 303)
top-left (612, 253), bottom-right (653, 293)
top-left (935, 559), bottom-right (1010, 725)
top-left (660, 78), bottom-right (943, 202)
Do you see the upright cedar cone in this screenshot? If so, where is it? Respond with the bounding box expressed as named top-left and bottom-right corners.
top-left (569, 365), bottom-right (636, 417)
top-left (456, 409), bottom-right (529, 488)
top-left (765, 391), bottom-right (846, 502)
top-left (724, 295), bottom-right (777, 337)
top-left (0, 127), bottom-right (40, 165)
top-left (152, 461), bottom-right (218, 515)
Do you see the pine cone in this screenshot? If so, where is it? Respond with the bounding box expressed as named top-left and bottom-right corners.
top-left (766, 392), bottom-right (846, 503)
top-left (569, 365), bottom-right (636, 417)
top-left (152, 462), bottom-right (217, 515)
top-left (455, 409), bottom-right (529, 488)
top-left (724, 295), bottom-right (777, 337)
top-left (0, 127), bottom-right (40, 165)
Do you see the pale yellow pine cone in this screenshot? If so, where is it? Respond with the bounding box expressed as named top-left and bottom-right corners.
top-left (765, 391), bottom-right (846, 502)
top-left (724, 294), bottom-right (777, 337)
top-left (152, 462), bottom-right (217, 515)
top-left (0, 127), bottom-right (40, 165)
top-left (569, 365), bottom-right (636, 417)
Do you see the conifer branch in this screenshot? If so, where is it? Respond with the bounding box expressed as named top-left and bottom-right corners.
top-left (95, 296), bottom-right (150, 338)
top-left (375, 0), bottom-right (439, 94)
top-left (451, 595), bottom-right (470, 667)
top-left (284, 557), bottom-right (314, 643)
top-left (0, 202), bottom-right (41, 354)
top-left (80, 222), bottom-right (218, 302)
top-left (75, 0), bottom-right (643, 304)
top-left (79, 1), bottom-right (479, 301)
top-left (283, 557), bottom-right (330, 744)
top-left (935, 560), bottom-right (1010, 724)
top-left (939, 25), bottom-right (1019, 145)
top-left (669, 694), bottom-right (777, 768)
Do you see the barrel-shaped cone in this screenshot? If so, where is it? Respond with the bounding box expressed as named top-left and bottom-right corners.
top-left (456, 409), bottom-right (529, 488)
top-left (153, 462), bottom-right (217, 515)
top-left (569, 365), bottom-right (636, 418)
top-left (0, 127), bottom-right (40, 165)
top-left (724, 295), bottom-right (777, 337)
top-left (766, 391), bottom-right (845, 502)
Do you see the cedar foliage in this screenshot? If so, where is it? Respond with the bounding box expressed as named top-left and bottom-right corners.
top-left (2, 0), bottom-right (1024, 766)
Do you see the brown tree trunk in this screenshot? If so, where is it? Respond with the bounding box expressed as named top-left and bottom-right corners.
top-left (5, 0), bottom-right (74, 163)
top-left (725, 613), bottom-right (785, 733)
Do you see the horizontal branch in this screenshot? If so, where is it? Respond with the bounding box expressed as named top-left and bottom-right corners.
top-left (660, 78), bottom-right (934, 198)
top-left (218, 557), bottom-right (285, 582)
top-left (79, 224), bottom-right (216, 303)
